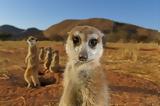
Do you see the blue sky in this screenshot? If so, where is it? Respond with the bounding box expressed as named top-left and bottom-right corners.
top-left (0, 0), bottom-right (159, 30)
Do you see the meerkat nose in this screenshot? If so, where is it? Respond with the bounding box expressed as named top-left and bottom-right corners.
top-left (79, 54), bottom-right (88, 61)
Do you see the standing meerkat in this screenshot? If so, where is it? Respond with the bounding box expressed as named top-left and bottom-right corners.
top-left (44, 47), bottom-right (53, 71)
top-left (49, 50), bottom-right (60, 72)
top-left (49, 50), bottom-right (61, 84)
top-left (39, 47), bottom-right (45, 63)
top-left (24, 36), bottom-right (40, 88)
top-left (59, 26), bottom-right (109, 106)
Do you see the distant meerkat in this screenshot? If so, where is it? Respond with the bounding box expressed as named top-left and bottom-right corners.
top-left (59, 26), bottom-right (109, 106)
top-left (49, 50), bottom-right (60, 72)
top-left (39, 47), bottom-right (45, 63)
top-left (44, 47), bottom-right (53, 71)
top-left (49, 50), bottom-right (61, 84)
top-left (24, 36), bottom-right (40, 88)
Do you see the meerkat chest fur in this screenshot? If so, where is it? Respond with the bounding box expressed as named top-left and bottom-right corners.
top-left (65, 61), bottom-right (107, 103)
top-left (70, 63), bottom-right (95, 85)
top-left (27, 45), bottom-right (39, 67)
top-left (29, 46), bottom-right (38, 58)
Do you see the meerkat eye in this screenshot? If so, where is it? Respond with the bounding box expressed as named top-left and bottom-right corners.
top-left (30, 38), bottom-right (34, 40)
top-left (72, 36), bottom-right (81, 46)
top-left (89, 39), bottom-right (98, 48)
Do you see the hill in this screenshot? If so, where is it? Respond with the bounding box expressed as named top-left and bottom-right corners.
top-left (1, 18), bottom-right (160, 43)
top-left (16, 28), bottom-right (47, 40)
top-left (0, 25), bottom-right (24, 35)
top-left (44, 18), bottom-right (160, 43)
top-left (0, 25), bottom-right (47, 40)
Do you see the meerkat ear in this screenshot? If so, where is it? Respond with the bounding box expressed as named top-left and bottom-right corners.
top-left (100, 31), bottom-right (104, 37)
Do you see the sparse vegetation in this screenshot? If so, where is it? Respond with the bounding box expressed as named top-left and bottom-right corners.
top-left (119, 43), bottom-right (139, 62)
top-left (105, 42), bottom-right (160, 84)
top-left (0, 33), bottom-right (12, 40)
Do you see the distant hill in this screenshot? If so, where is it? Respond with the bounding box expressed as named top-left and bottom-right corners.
top-left (16, 28), bottom-right (47, 40)
top-left (0, 25), bottom-right (47, 40)
top-left (1, 18), bottom-right (160, 43)
top-left (0, 25), bottom-right (24, 35)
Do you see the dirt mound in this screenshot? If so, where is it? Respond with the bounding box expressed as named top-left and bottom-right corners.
top-left (0, 66), bottom-right (63, 106)
top-left (107, 71), bottom-right (160, 105)
top-left (0, 96), bottom-right (26, 106)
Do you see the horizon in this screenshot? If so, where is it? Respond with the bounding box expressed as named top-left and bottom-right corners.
top-left (0, 0), bottom-right (159, 30)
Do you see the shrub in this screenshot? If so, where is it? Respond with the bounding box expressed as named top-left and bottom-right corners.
top-left (0, 33), bottom-right (12, 40)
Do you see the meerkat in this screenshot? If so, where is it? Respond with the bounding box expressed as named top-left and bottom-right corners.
top-left (49, 50), bottom-right (60, 72)
top-left (39, 47), bottom-right (45, 63)
top-left (44, 47), bottom-right (53, 71)
top-left (59, 26), bottom-right (109, 106)
top-left (49, 50), bottom-right (61, 84)
top-left (24, 36), bottom-right (40, 88)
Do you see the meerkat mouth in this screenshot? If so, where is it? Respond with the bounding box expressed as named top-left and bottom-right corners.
top-left (75, 59), bottom-right (94, 65)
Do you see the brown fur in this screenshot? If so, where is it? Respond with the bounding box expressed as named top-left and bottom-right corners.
top-left (49, 50), bottom-right (61, 83)
top-left (68, 26), bottom-right (102, 42)
top-left (39, 47), bottom-right (45, 63)
top-left (49, 50), bottom-right (59, 72)
top-left (43, 47), bottom-right (53, 71)
top-left (59, 26), bottom-right (109, 106)
top-left (24, 36), bottom-right (40, 88)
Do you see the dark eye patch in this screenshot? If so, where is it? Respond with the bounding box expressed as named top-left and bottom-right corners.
top-left (89, 39), bottom-right (98, 48)
top-left (30, 38), bottom-right (34, 40)
top-left (72, 36), bottom-right (81, 46)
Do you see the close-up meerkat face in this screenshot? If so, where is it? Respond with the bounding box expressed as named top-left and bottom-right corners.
top-left (66, 26), bottom-right (104, 64)
top-left (27, 36), bottom-right (38, 46)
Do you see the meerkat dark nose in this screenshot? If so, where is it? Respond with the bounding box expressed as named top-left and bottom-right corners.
top-left (79, 53), bottom-right (88, 61)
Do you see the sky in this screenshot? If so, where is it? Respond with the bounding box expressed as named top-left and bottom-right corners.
top-left (0, 0), bottom-right (159, 30)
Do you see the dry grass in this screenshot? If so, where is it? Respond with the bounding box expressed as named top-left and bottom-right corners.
top-left (106, 42), bottom-right (159, 49)
top-left (118, 43), bottom-right (139, 62)
top-left (0, 41), bottom-right (159, 85)
top-left (0, 41), bottom-right (159, 84)
top-left (104, 42), bottom-right (160, 84)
